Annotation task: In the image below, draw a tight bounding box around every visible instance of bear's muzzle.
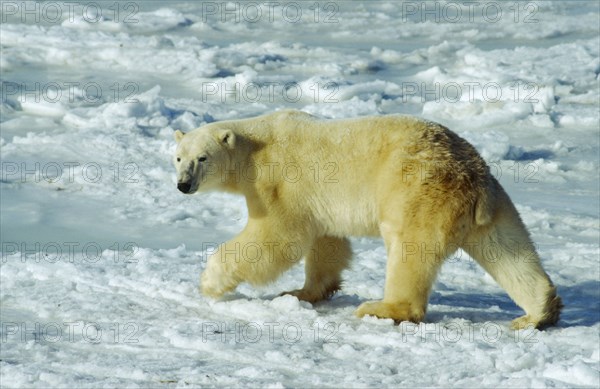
[177,182,192,194]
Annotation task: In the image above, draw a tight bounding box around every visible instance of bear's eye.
[198,156,207,162]
[176,157,181,162]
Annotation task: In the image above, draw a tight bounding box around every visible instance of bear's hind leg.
[462,190,562,329]
[355,224,445,323]
[282,236,352,303]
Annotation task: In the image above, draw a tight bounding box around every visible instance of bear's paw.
[355,300,425,324]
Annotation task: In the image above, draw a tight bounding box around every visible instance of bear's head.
[173,126,236,194]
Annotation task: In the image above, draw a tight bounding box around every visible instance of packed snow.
[1,1,599,387]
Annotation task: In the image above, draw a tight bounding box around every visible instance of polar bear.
[173,110,562,329]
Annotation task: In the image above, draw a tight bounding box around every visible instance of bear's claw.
[355,300,425,324]
[280,286,339,304]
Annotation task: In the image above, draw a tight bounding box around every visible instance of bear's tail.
[474,176,496,226]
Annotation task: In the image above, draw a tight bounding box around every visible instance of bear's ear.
[174,130,184,143]
[218,129,235,149]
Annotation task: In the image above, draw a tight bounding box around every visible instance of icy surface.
[1,1,599,387]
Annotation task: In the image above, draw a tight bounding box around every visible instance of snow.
[1,1,599,387]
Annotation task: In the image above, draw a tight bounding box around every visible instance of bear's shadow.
[261,280,600,328]
[427,280,600,327]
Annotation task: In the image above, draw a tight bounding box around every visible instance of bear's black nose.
[177,182,192,194]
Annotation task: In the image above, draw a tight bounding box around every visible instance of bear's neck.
[219,126,271,196]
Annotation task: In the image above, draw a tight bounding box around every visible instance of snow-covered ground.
[1,1,599,387]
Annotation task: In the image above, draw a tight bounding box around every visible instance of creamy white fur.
[174,110,562,329]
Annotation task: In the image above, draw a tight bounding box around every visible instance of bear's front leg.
[200,243,242,298]
[281,236,352,303]
[200,224,312,298]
